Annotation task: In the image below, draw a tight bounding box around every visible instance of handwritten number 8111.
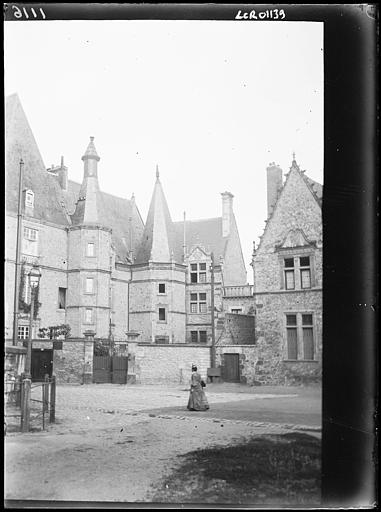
[12,5,46,19]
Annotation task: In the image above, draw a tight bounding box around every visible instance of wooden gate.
[31,349,53,382]
[93,356,128,384]
[222,353,240,382]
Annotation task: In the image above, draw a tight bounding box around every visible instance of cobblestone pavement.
[5,384,321,503]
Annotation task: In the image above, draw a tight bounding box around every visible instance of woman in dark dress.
[187,364,209,411]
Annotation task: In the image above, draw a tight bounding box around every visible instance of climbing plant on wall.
[18,262,41,319]
[38,324,71,339]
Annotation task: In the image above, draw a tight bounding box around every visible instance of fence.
[4,375,56,433]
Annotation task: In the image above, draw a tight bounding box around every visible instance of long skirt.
[187,386,209,411]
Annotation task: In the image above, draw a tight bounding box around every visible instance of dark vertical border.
[3,3,378,508]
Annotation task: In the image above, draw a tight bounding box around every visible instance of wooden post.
[16,374,22,407]
[12,159,24,346]
[21,378,31,433]
[43,374,49,413]
[210,252,216,368]
[50,376,56,423]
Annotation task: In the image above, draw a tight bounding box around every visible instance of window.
[284,258,295,290]
[18,326,29,339]
[190,262,207,283]
[158,308,166,322]
[199,331,207,343]
[23,227,37,241]
[87,242,95,257]
[281,254,314,290]
[285,313,315,360]
[191,331,198,343]
[158,283,166,294]
[58,287,66,309]
[85,308,93,323]
[302,314,314,359]
[231,308,242,314]
[25,190,34,208]
[22,227,38,256]
[190,292,207,313]
[300,256,311,289]
[190,331,207,343]
[85,278,94,294]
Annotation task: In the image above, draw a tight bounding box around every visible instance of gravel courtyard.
[5,383,321,504]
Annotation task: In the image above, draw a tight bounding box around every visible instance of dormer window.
[25,190,34,208]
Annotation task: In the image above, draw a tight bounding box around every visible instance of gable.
[276,228,316,250]
[257,168,322,254]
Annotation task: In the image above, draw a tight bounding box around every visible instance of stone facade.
[251,159,323,385]
[216,313,256,345]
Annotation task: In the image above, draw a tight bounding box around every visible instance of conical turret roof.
[134,168,175,263]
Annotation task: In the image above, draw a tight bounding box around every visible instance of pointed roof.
[256,157,322,253]
[134,171,175,263]
[82,136,100,162]
[71,137,107,226]
[5,93,70,225]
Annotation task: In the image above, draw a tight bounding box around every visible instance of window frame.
[58,287,66,310]
[85,277,94,294]
[158,307,167,323]
[25,190,34,208]
[158,283,166,295]
[284,312,316,361]
[18,325,30,339]
[279,252,315,290]
[86,242,95,257]
[84,308,93,324]
[189,262,208,283]
[189,292,208,314]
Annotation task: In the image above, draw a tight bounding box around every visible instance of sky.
[4,20,323,284]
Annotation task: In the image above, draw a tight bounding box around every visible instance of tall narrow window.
[286,314,298,359]
[190,293,198,313]
[199,263,207,283]
[85,308,93,323]
[284,258,295,290]
[158,308,166,322]
[302,314,314,359]
[300,256,311,289]
[191,331,198,343]
[25,190,34,208]
[190,263,198,283]
[87,242,95,257]
[85,278,94,293]
[58,287,66,309]
[158,283,166,294]
[199,293,207,313]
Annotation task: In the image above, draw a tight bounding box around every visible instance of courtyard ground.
[5,382,321,505]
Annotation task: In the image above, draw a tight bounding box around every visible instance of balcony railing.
[222,285,254,298]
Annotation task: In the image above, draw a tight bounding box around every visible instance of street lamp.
[25,264,41,379]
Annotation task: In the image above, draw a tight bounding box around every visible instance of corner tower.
[130,167,186,343]
[67,137,113,338]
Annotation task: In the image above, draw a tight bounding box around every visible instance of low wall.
[129,343,210,385]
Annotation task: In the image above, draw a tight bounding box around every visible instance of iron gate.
[93,356,128,384]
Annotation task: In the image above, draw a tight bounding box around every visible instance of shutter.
[287,328,298,359]
[303,328,314,360]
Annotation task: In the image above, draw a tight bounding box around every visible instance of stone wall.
[129,343,210,385]
[215,345,259,385]
[5,345,27,378]
[216,313,256,345]
[33,338,94,384]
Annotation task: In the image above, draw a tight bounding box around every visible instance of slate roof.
[172,217,227,262]
[134,175,176,264]
[63,180,144,263]
[5,93,70,225]
[5,94,145,264]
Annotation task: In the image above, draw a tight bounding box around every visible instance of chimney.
[266,163,283,217]
[221,191,234,237]
[58,156,68,191]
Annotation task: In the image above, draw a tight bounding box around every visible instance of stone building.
[250,158,323,384]
[5,94,248,364]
